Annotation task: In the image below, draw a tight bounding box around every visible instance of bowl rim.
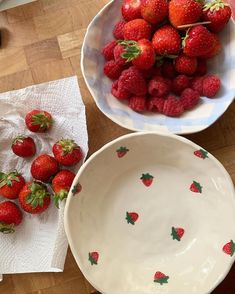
[64,131,235,294]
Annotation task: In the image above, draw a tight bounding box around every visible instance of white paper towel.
[0,76,88,279]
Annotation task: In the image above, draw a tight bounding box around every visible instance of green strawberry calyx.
[198,149,208,158]
[154,276,169,285]
[193,181,202,193]
[140,173,153,180]
[171,227,181,241]
[53,189,68,209]
[0,170,21,188]
[0,222,15,234]
[117,146,129,153]
[12,135,27,145]
[26,182,49,209]
[58,139,80,155]
[203,0,230,12]
[119,40,141,62]
[229,240,235,256]
[32,112,53,130]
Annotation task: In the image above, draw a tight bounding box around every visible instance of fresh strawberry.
[11,135,36,158]
[72,183,82,195]
[148,76,171,97]
[169,0,203,28]
[102,40,117,61]
[171,226,185,241]
[111,80,131,100]
[163,95,184,117]
[31,154,59,182]
[52,170,75,208]
[191,76,204,95]
[154,272,169,285]
[141,0,169,24]
[122,0,142,21]
[123,19,152,41]
[195,59,207,76]
[19,182,51,214]
[194,149,208,159]
[199,34,221,59]
[162,60,177,79]
[172,75,190,94]
[126,212,139,225]
[119,67,147,95]
[183,25,215,57]
[141,173,154,186]
[202,0,232,33]
[174,54,198,75]
[0,171,25,200]
[0,201,23,233]
[190,180,202,193]
[113,21,126,39]
[202,75,221,98]
[52,139,83,166]
[89,251,99,265]
[116,146,129,158]
[114,44,128,66]
[104,60,123,80]
[120,39,155,70]
[223,240,235,256]
[129,96,146,112]
[147,97,165,113]
[25,109,53,133]
[152,25,181,55]
[180,88,200,110]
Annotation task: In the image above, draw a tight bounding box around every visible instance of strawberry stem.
[58,139,79,155]
[53,189,68,209]
[0,222,15,234]
[0,170,21,188]
[32,112,53,130]
[26,182,50,209]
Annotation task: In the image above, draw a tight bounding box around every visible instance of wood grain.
[0,0,234,293]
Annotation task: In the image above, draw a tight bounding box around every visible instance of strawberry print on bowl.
[116,146,129,158]
[190,181,202,193]
[154,271,169,285]
[171,227,184,241]
[194,149,208,159]
[89,252,99,265]
[126,212,139,225]
[140,173,154,187]
[223,240,235,256]
[72,183,82,195]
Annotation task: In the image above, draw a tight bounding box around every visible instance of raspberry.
[172,75,190,95]
[114,44,128,66]
[113,21,126,40]
[162,60,177,79]
[102,41,117,61]
[202,75,221,98]
[180,88,200,110]
[141,66,162,80]
[111,80,131,100]
[129,96,146,112]
[195,59,207,76]
[103,60,123,80]
[119,67,147,95]
[191,77,203,95]
[147,97,165,113]
[163,95,184,117]
[148,77,171,97]
[175,54,198,76]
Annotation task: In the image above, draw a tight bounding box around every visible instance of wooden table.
[0,0,234,293]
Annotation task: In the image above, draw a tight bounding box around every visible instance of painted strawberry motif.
[190,181,202,193]
[89,252,99,265]
[223,240,235,256]
[116,147,129,158]
[194,149,208,159]
[154,271,169,285]
[72,183,82,195]
[140,173,154,187]
[171,227,184,241]
[126,212,139,225]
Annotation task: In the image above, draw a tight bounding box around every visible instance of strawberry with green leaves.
[0,201,23,233]
[223,240,235,256]
[89,252,99,265]
[0,171,25,199]
[141,173,154,187]
[141,0,169,24]
[194,149,208,159]
[126,212,139,225]
[171,227,185,241]
[190,181,202,193]
[12,135,36,158]
[154,271,169,285]
[116,146,129,158]
[25,109,53,133]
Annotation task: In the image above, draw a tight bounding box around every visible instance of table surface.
[0,0,234,293]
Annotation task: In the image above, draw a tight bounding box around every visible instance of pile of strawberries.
[101,0,232,117]
[0,110,83,234]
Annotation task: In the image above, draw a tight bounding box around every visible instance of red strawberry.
[119,67,147,95]
[114,44,129,66]
[141,173,154,187]
[152,25,181,55]
[195,59,208,76]
[120,39,155,70]
[199,34,221,59]
[174,54,198,76]
[223,240,235,256]
[19,182,51,214]
[121,0,142,21]
[123,19,152,41]
[147,97,165,113]
[171,226,185,241]
[163,95,184,117]
[116,146,129,158]
[103,60,123,80]
[89,251,99,265]
[25,109,53,133]
[141,0,169,24]
[31,154,59,182]
[162,60,177,79]
[126,212,139,225]
[11,135,36,158]
[202,0,232,33]
[0,201,23,233]
[180,88,200,110]
[72,183,82,195]
[194,149,208,159]
[169,0,203,28]
[111,80,131,100]
[102,40,117,61]
[154,272,169,285]
[113,21,126,39]
[129,96,146,112]
[183,25,215,57]
[191,76,204,95]
[0,171,25,200]
[172,75,190,94]
[202,75,221,98]
[190,181,202,193]
[53,139,83,167]
[148,76,171,97]
[52,170,75,208]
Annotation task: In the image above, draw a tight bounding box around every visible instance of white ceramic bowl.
[81,0,235,135]
[64,132,235,294]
